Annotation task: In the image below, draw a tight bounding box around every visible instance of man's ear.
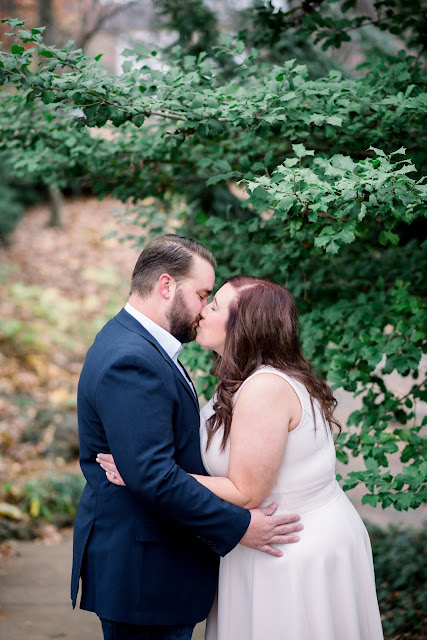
[158,273,177,300]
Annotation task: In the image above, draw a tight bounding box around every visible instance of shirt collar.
[125,302,184,362]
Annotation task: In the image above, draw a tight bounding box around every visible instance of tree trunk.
[47,186,63,228]
[38,0,55,44]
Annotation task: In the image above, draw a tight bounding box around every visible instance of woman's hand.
[96,452,126,486]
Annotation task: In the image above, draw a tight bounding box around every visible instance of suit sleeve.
[95,353,250,555]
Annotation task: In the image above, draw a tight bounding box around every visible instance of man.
[71,234,301,640]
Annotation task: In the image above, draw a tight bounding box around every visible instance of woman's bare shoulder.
[237,371,296,404]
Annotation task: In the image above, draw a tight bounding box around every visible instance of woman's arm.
[189,474,252,508]
[98,373,300,509]
[98,455,254,506]
[192,373,300,509]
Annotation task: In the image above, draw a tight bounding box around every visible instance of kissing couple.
[72,234,383,640]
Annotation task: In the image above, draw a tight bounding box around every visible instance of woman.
[99,275,383,640]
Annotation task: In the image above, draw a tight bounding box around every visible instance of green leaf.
[292,143,315,159]
[275,196,295,215]
[314,233,339,255]
[310,114,327,125]
[2,19,25,28]
[336,449,349,464]
[283,158,299,168]
[367,146,387,157]
[379,230,400,246]
[132,113,145,127]
[390,147,407,156]
[279,91,297,102]
[361,494,380,507]
[394,492,413,510]
[41,90,56,105]
[358,202,367,221]
[342,0,357,11]
[11,44,25,54]
[327,115,342,127]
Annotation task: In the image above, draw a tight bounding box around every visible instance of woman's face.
[195,282,237,355]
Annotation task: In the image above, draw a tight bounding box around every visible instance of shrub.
[2,473,85,524]
[369,522,427,638]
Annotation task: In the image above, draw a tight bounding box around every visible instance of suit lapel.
[178,359,198,399]
[115,308,199,412]
[173,366,200,412]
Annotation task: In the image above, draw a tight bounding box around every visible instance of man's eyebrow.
[198,289,212,296]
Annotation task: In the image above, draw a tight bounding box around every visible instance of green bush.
[17,473,85,523]
[369,522,427,638]
[0,165,24,243]
[0,153,45,243]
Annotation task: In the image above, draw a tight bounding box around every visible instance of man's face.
[167,256,215,343]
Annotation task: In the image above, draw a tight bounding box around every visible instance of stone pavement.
[0,530,205,640]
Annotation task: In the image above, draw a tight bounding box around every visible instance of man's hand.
[240,502,302,557]
[97,454,302,557]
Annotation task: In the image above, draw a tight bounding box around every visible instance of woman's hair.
[130,234,216,298]
[206,275,341,450]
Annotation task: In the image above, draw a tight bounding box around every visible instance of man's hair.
[130,234,216,298]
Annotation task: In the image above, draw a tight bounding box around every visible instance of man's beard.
[167,289,198,343]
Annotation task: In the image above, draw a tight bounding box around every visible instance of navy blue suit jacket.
[71,308,250,625]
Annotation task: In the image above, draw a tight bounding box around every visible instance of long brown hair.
[206,275,341,450]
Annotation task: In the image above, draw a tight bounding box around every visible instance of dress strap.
[235,365,313,415]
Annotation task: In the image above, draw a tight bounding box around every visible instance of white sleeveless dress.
[200,366,383,640]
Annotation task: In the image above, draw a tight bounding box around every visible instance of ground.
[0,529,206,640]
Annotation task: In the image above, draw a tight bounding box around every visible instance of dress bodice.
[200,365,337,512]
[202,366,384,640]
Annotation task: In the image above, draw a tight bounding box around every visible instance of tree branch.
[74,1,139,50]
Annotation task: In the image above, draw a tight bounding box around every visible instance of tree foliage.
[0,5,426,511]
[245,0,427,54]
[153,0,219,58]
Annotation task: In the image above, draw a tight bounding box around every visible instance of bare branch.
[74,1,139,51]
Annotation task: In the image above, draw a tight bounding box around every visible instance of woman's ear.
[158,273,177,300]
